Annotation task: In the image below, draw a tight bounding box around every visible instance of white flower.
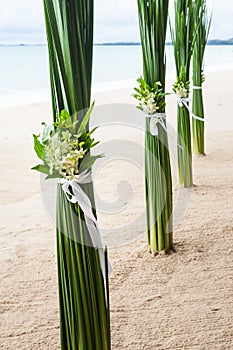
[142,99,159,115]
[75,147,85,159]
[139,91,159,116]
[176,86,188,98]
[174,82,188,99]
[42,125,88,180]
[61,130,71,141]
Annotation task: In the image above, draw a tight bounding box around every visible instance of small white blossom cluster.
[174,82,188,99]
[140,93,159,115]
[45,130,86,180]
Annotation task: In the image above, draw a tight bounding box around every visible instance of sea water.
[0,45,233,108]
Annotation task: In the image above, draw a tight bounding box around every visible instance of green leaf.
[31,164,50,175]
[45,171,61,179]
[41,123,54,143]
[60,109,70,120]
[88,126,98,136]
[54,109,73,128]
[78,101,95,135]
[33,134,45,160]
[79,154,103,172]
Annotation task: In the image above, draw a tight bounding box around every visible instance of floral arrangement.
[32,103,101,179]
[133,77,166,115]
[173,74,190,99]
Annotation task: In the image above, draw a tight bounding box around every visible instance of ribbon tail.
[192,114,205,122]
[61,182,78,203]
[86,217,112,278]
[179,98,206,123]
[158,120,167,133]
[150,121,158,136]
[71,181,98,225]
[60,175,112,281]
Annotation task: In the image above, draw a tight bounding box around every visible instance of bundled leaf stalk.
[42,1,111,349]
[136,0,173,254]
[192,0,211,155]
[171,0,195,187]
[33,107,110,348]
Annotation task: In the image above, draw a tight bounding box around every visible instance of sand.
[0,69,233,349]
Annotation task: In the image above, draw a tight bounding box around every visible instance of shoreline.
[1,67,233,110]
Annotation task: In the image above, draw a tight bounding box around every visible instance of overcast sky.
[0,0,232,44]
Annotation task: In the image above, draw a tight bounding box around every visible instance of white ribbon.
[146,113,167,136]
[60,170,112,280]
[177,97,206,122]
[192,86,202,90]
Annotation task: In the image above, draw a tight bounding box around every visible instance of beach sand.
[0,70,233,349]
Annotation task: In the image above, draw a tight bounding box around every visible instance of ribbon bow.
[60,170,112,280]
[146,113,167,136]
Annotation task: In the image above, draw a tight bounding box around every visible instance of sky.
[0,0,232,44]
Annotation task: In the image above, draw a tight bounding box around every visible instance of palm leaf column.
[43,1,110,349]
[137,0,173,254]
[192,0,211,155]
[171,0,195,187]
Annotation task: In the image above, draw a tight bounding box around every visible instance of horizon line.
[0,38,232,47]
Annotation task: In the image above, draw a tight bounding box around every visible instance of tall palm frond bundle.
[192,0,211,155]
[170,0,195,187]
[44,0,93,119]
[43,1,111,349]
[137,0,173,254]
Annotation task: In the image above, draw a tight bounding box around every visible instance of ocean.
[0,45,233,108]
